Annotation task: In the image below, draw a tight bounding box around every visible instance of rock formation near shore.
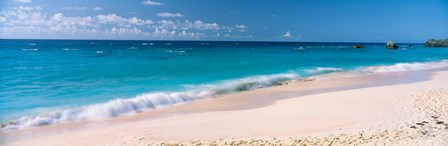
[386,41,399,49]
[425,39,448,47]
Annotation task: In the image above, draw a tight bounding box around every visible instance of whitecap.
[22,48,38,51]
[294,47,305,50]
[63,48,79,51]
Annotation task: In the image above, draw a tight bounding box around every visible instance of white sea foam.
[305,67,343,74]
[22,48,38,51]
[314,60,448,80]
[362,61,448,73]
[0,73,298,131]
[294,47,305,50]
[63,48,79,51]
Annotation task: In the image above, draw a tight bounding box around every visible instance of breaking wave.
[304,67,344,74]
[1,73,298,131]
[2,60,448,131]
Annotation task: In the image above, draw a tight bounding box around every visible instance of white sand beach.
[2,69,448,146]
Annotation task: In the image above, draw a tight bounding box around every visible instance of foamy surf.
[1,73,298,131]
[304,67,344,74]
[313,60,448,80]
[2,60,448,131]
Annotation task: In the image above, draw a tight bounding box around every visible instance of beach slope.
[3,70,448,146]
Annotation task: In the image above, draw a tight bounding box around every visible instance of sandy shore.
[2,69,448,146]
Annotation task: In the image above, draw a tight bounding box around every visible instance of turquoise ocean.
[1,39,448,130]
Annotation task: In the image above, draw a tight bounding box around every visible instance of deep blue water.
[1,39,448,130]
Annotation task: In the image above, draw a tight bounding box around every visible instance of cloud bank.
[0,6,247,40]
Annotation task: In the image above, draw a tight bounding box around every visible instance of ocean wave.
[304,67,343,74]
[2,60,448,131]
[63,48,79,51]
[22,48,38,51]
[0,73,298,131]
[314,60,448,80]
[127,47,138,50]
[362,61,448,73]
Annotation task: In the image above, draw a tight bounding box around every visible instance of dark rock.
[436,121,444,124]
[422,121,429,124]
[352,45,364,49]
[410,126,416,129]
[386,41,399,49]
[416,123,425,126]
[425,39,448,47]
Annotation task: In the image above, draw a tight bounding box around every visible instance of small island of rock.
[425,39,448,47]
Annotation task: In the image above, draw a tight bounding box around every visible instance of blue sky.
[0,0,447,42]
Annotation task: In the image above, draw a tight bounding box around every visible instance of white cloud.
[2,6,46,26]
[95,14,153,27]
[50,13,94,27]
[283,31,292,38]
[235,24,247,32]
[154,20,220,31]
[94,7,103,11]
[235,24,247,29]
[157,12,184,18]
[107,27,142,35]
[11,6,41,11]
[0,16,5,22]
[141,0,163,6]
[152,28,205,38]
[128,17,153,25]
[189,20,220,30]
[96,14,127,24]
[0,6,248,40]
[62,6,103,11]
[62,7,88,11]
[14,0,31,3]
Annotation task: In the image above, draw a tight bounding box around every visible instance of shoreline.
[3,60,447,132]
[2,67,448,145]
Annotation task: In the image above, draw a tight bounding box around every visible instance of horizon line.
[0,38,425,44]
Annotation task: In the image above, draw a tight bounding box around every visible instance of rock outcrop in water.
[352,45,364,49]
[425,39,448,47]
[386,41,399,49]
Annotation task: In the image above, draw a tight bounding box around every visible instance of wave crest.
[1,73,298,131]
[305,67,343,74]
